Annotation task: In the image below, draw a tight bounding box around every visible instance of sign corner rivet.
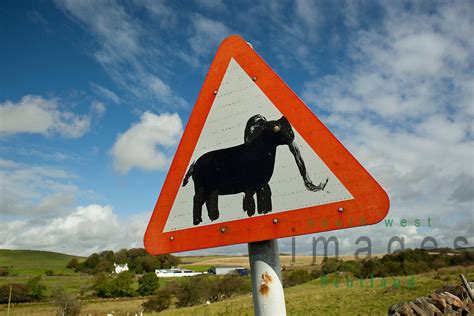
[252,76,257,81]
[169,236,174,241]
[213,90,218,95]
[220,227,226,233]
[338,207,344,213]
[273,218,279,224]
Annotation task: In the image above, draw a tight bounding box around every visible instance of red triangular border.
[144,35,389,255]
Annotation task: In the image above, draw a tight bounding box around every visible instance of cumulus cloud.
[0,159,77,217]
[111,112,183,174]
[0,204,148,255]
[289,2,474,255]
[183,2,474,256]
[0,95,99,138]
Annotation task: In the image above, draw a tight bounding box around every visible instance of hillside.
[0,249,84,275]
[2,265,473,315]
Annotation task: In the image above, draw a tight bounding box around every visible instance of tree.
[66,258,80,271]
[111,271,135,297]
[93,273,114,298]
[81,253,100,273]
[138,272,159,296]
[27,276,47,300]
[52,288,81,316]
[142,289,171,312]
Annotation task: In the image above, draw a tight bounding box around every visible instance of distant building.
[155,268,202,278]
[113,263,129,274]
[207,266,248,276]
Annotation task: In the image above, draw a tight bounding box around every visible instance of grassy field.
[0,249,84,275]
[2,265,473,315]
[154,265,474,316]
[179,254,379,270]
[1,250,472,315]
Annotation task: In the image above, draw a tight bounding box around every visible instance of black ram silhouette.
[182,115,328,225]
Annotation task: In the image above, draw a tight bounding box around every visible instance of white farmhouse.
[113,263,129,274]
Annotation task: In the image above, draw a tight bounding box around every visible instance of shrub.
[0,283,31,304]
[142,289,172,312]
[284,269,312,287]
[138,272,159,296]
[403,261,430,275]
[45,270,54,276]
[93,272,135,298]
[175,276,210,307]
[93,273,114,298]
[66,258,80,271]
[0,267,9,276]
[27,276,47,300]
[212,275,249,301]
[321,257,341,274]
[360,259,382,278]
[52,288,81,316]
[310,269,323,279]
[338,260,362,277]
[111,271,135,297]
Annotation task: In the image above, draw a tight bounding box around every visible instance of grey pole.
[248,239,287,315]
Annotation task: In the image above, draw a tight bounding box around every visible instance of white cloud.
[0,159,77,217]
[136,0,177,28]
[305,3,473,121]
[90,83,120,104]
[111,112,183,174]
[0,204,148,255]
[57,0,187,109]
[188,14,232,56]
[57,0,140,62]
[292,2,474,255]
[0,95,94,138]
[180,1,473,257]
[295,0,322,31]
[195,0,226,11]
[91,101,106,118]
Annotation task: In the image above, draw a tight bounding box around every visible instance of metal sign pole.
[248,239,286,316]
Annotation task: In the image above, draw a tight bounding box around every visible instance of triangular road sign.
[144,35,389,255]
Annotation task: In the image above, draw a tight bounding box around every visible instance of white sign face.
[164,58,353,232]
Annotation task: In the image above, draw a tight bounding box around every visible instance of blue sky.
[1,0,472,256]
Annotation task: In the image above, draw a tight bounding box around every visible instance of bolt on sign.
[144,35,389,255]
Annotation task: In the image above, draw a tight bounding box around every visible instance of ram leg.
[193,187,205,225]
[206,190,220,221]
[243,190,256,217]
[257,183,272,214]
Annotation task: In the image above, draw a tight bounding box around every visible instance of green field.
[1,249,473,315]
[0,249,84,275]
[1,265,473,315]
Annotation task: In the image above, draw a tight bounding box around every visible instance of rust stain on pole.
[259,272,273,296]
